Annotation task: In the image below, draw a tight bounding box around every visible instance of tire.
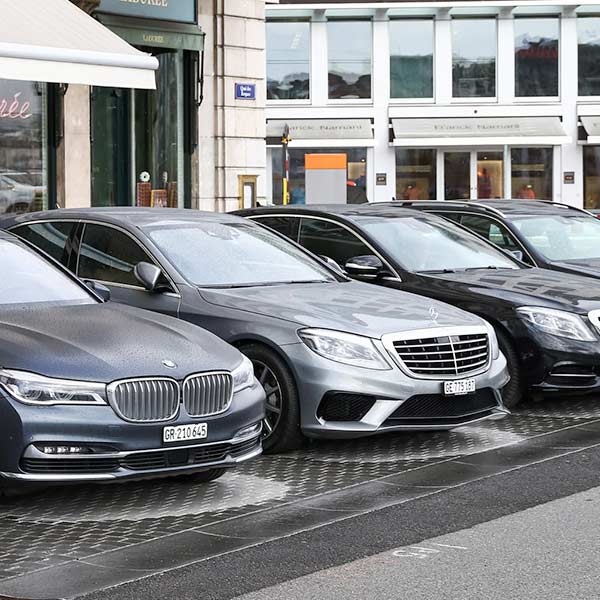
[496,328,524,409]
[239,343,303,454]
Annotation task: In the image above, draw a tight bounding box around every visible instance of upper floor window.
[390,20,434,99]
[514,18,559,97]
[452,19,496,98]
[267,21,310,101]
[578,17,600,96]
[328,21,372,100]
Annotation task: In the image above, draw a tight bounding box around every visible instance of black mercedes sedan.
[392,199,600,280]
[236,204,600,409]
[0,231,264,494]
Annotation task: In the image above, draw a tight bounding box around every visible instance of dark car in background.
[0,231,264,494]
[394,200,600,280]
[237,204,600,409]
[2,209,510,453]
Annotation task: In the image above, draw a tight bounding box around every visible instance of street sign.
[235,83,256,100]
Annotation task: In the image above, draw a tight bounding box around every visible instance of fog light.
[234,423,262,440]
[37,445,93,455]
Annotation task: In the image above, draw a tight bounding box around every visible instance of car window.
[459,215,524,256]
[254,216,299,242]
[78,224,153,286]
[11,221,75,266]
[511,214,600,262]
[145,220,335,287]
[0,239,94,306]
[298,218,372,267]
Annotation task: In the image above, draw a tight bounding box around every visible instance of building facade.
[1,0,269,217]
[265,0,600,209]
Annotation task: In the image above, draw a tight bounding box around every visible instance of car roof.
[236,203,429,223]
[0,207,248,229]
[378,199,590,219]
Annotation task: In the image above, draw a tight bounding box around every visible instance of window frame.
[266,19,312,105]
[577,16,600,100]
[326,19,374,103]
[513,16,561,102]
[74,221,179,295]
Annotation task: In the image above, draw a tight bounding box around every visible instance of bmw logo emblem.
[162,359,177,369]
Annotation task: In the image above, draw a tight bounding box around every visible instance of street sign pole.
[281,124,291,205]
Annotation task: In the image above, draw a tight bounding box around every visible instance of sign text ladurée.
[97,0,196,23]
[0,93,32,120]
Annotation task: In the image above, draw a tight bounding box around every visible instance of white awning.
[392,117,570,146]
[0,0,158,89]
[580,116,600,144]
[267,119,373,141]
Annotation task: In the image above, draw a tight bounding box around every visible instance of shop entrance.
[442,149,504,200]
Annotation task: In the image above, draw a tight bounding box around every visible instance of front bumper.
[513,320,600,395]
[0,382,265,484]
[282,343,510,439]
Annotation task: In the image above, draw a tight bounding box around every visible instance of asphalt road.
[236,486,600,600]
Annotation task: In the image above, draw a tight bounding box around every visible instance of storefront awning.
[0,0,158,89]
[392,117,570,147]
[267,119,374,146]
[580,117,600,144]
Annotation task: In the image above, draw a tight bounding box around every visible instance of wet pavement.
[1,395,600,599]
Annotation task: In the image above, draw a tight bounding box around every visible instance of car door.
[75,222,181,317]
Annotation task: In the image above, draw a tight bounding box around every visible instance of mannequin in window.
[478,168,492,199]
[403,183,420,201]
[517,184,535,200]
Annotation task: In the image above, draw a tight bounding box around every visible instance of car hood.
[551,258,600,280]
[199,281,485,338]
[424,267,600,314]
[0,302,242,383]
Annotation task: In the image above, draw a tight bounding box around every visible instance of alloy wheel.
[251,359,283,440]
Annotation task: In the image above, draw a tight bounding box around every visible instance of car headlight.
[298,328,392,370]
[516,307,596,342]
[232,355,255,392]
[0,370,107,405]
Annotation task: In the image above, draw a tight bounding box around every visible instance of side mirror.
[84,280,111,302]
[345,255,384,280]
[510,250,524,261]
[134,261,162,292]
[318,255,346,276]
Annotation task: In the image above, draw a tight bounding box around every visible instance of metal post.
[281,124,292,205]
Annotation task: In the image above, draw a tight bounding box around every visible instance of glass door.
[444,152,471,200]
[477,151,504,199]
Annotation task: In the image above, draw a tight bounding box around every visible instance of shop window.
[328,21,372,100]
[584,146,600,209]
[578,18,600,96]
[515,19,559,98]
[12,222,74,266]
[270,147,367,205]
[0,80,49,216]
[390,20,434,99]
[298,218,371,267]
[395,149,436,200]
[267,21,310,100]
[78,224,152,287]
[452,19,496,98]
[510,148,553,200]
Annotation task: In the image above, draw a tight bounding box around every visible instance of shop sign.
[267,119,373,140]
[235,83,256,100]
[564,171,575,184]
[97,0,196,23]
[376,173,387,186]
[0,93,32,120]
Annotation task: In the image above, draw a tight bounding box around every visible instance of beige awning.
[392,117,570,146]
[267,119,373,140]
[580,116,600,144]
[0,0,158,89]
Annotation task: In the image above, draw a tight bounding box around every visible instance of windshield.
[357,215,520,273]
[511,214,600,262]
[0,240,94,306]
[146,220,336,287]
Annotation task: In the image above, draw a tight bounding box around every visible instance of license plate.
[163,423,208,444]
[444,378,476,396]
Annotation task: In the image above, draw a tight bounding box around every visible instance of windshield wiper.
[464,266,514,271]
[416,269,457,274]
